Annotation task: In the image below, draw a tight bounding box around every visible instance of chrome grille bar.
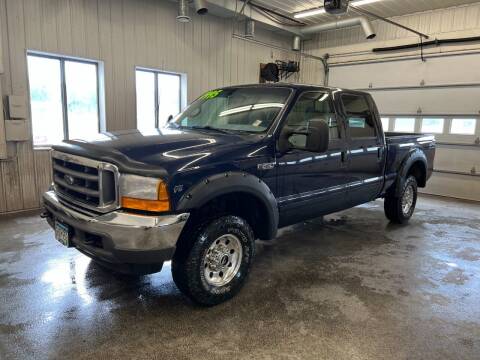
[51,150,120,213]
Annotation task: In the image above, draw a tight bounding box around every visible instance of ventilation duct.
[291,16,375,51]
[245,19,255,38]
[292,36,301,51]
[300,16,375,39]
[177,0,191,22]
[193,0,208,15]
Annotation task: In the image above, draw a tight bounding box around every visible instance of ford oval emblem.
[64,174,75,185]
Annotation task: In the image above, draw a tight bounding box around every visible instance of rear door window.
[341,94,376,138]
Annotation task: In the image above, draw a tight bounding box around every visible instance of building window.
[450,118,477,135]
[394,117,416,132]
[27,53,102,146]
[136,68,183,131]
[381,117,389,131]
[421,118,444,134]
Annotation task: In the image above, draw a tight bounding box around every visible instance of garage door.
[329,52,480,201]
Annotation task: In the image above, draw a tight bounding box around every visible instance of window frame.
[380,117,390,132]
[284,90,341,145]
[393,117,416,133]
[449,118,477,135]
[420,117,445,134]
[135,67,186,129]
[27,51,104,146]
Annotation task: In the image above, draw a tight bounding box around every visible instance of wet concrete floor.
[0,195,479,359]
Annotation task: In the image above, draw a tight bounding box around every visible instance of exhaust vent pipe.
[291,16,376,50]
[177,0,191,22]
[193,0,208,15]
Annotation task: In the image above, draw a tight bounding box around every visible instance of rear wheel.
[172,215,255,306]
[384,176,418,224]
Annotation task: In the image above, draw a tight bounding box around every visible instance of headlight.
[120,175,170,212]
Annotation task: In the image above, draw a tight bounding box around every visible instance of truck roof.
[219,83,365,94]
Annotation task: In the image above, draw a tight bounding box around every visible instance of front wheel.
[384,176,418,224]
[172,215,255,306]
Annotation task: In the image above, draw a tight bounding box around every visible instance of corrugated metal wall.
[0,0,298,214]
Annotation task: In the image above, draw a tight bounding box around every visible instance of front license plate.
[55,221,71,247]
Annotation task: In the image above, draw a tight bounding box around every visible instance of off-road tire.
[172,215,255,306]
[384,175,418,224]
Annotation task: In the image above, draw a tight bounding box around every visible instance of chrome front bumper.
[42,191,189,265]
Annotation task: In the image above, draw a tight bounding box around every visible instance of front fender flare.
[176,172,279,240]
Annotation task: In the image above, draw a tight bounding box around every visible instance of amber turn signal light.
[121,181,170,212]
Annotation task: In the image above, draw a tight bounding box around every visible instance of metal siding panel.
[98,0,114,129]
[84,0,100,59]
[109,0,126,130]
[6,0,37,210]
[145,0,157,68]
[34,149,52,203]
[123,0,136,130]
[70,0,87,56]
[56,0,72,54]
[41,0,58,52]
[24,0,43,49]
[17,142,39,208]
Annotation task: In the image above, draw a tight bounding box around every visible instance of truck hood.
[53,128,264,177]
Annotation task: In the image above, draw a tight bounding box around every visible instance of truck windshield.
[169,87,291,133]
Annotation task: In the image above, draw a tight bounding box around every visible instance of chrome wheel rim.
[402,185,414,215]
[203,234,243,287]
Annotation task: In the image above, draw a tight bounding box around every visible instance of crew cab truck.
[42,84,435,306]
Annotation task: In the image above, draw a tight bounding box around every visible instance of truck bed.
[383,132,436,190]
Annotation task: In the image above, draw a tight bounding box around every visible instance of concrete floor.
[0,195,479,359]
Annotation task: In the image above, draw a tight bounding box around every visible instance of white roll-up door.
[329,52,480,202]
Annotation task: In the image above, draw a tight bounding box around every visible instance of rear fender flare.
[393,149,427,196]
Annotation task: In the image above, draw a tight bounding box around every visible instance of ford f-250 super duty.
[42,84,435,306]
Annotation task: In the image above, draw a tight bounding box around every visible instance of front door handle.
[377,147,384,161]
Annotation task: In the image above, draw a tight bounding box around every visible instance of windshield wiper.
[186,126,233,134]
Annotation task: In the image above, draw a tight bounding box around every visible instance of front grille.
[52,151,118,213]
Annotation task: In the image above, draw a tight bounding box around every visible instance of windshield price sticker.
[201,89,223,100]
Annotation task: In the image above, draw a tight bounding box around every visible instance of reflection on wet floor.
[0,195,479,359]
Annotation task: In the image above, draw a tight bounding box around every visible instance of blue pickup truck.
[42,84,435,305]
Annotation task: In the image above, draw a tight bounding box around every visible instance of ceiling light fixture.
[294,7,326,19]
[294,0,383,19]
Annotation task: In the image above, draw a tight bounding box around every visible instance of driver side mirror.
[278,119,330,154]
[167,115,174,123]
